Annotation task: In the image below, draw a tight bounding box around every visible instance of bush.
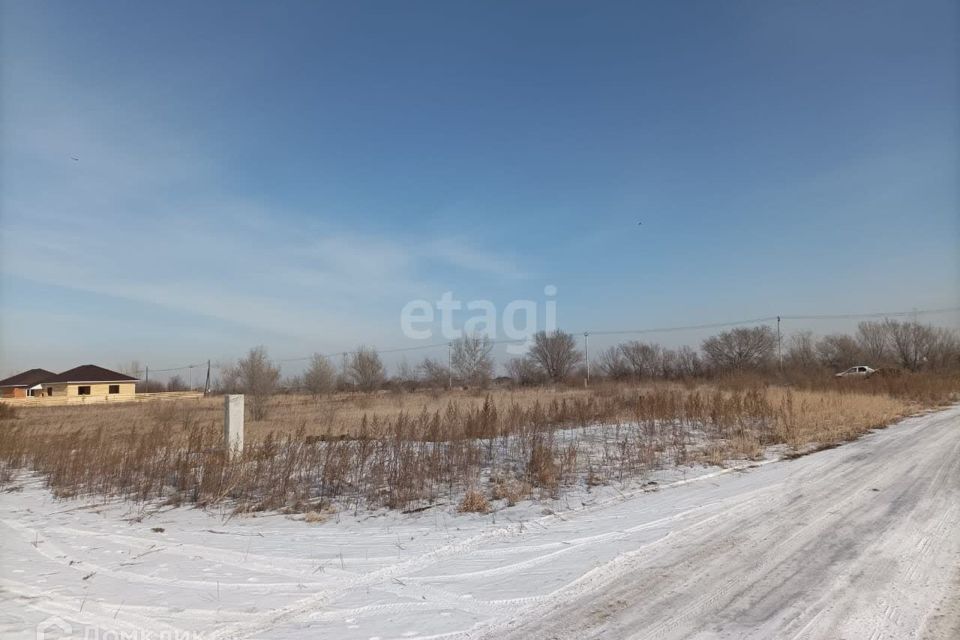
[458,488,491,513]
[491,477,531,506]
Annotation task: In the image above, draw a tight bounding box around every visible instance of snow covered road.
[2,405,958,639]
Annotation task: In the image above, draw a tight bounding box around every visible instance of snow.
[2,406,959,639]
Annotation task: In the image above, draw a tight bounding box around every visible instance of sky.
[1,0,958,379]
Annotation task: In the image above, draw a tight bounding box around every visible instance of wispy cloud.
[0,58,530,360]
[425,238,529,279]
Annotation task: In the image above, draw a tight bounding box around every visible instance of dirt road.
[2,406,958,639]
[492,405,960,640]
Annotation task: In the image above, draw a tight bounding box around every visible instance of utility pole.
[583,332,590,387]
[777,316,782,371]
[447,342,453,390]
[204,360,211,396]
[144,365,149,394]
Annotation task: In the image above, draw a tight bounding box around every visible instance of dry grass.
[490,476,532,506]
[0,374,954,514]
[4,386,608,440]
[0,403,17,420]
[769,388,909,447]
[458,488,492,513]
[303,509,331,524]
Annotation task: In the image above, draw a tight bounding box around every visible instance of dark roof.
[45,365,139,384]
[0,368,57,388]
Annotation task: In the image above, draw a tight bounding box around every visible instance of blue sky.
[1,0,958,378]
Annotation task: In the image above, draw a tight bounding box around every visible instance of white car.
[835,365,876,378]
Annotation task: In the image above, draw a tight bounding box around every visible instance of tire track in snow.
[1,519,330,590]
[484,404,960,640]
[204,461,784,638]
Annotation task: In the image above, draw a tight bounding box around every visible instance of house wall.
[0,390,202,407]
[1,388,26,398]
[43,383,69,397]
[35,382,136,399]
[64,382,137,398]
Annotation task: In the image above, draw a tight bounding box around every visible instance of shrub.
[303,510,328,523]
[458,488,491,513]
[491,477,531,506]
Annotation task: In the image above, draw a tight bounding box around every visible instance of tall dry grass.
[0,374,954,514]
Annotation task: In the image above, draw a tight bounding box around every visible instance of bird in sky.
[71,156,79,161]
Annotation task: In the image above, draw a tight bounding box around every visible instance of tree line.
[217,319,959,419]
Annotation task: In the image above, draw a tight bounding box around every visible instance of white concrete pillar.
[224,394,244,457]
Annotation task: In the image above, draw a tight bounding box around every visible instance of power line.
[278,341,452,364]
[780,307,960,321]
[144,305,960,371]
[584,306,960,338]
[587,316,779,337]
[147,362,208,373]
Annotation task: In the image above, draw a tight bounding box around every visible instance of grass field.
[0,374,956,514]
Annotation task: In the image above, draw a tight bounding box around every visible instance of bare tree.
[505,356,546,386]
[619,341,662,379]
[346,346,386,392]
[303,354,337,396]
[659,348,679,379]
[674,345,704,378]
[930,327,960,370]
[856,321,891,365]
[417,357,450,388]
[596,346,631,380]
[231,346,280,420]
[884,320,939,371]
[120,360,142,378]
[392,357,420,390]
[528,330,583,382]
[216,360,241,394]
[166,375,187,392]
[451,333,494,388]
[702,326,776,372]
[786,331,819,370]
[122,360,161,393]
[282,374,303,393]
[816,334,863,370]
